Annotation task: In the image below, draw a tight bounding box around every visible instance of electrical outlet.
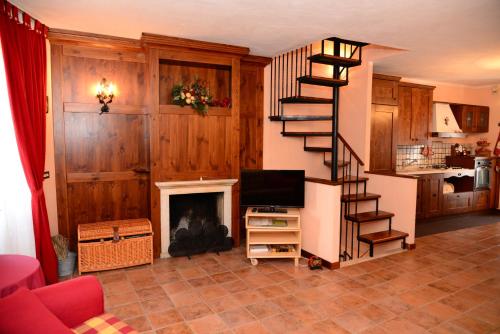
[43,171,50,179]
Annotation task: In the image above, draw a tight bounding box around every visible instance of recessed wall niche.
[158,60,232,106]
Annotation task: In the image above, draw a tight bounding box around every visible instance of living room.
[0,1,499,333]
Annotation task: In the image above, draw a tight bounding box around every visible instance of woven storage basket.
[78,218,153,274]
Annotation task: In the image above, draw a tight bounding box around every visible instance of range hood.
[431,102,466,138]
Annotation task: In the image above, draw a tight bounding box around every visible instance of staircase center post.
[331,40,341,182]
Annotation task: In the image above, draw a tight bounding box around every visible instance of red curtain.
[0,2,58,283]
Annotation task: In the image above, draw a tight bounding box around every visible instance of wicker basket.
[77,218,153,274]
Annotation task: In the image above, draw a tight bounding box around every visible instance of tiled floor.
[94,222,500,333]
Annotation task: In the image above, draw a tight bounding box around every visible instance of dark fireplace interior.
[169,192,232,257]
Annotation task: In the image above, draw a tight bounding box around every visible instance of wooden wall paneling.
[148,47,162,257]
[240,61,264,169]
[230,57,241,247]
[63,45,146,63]
[51,44,70,238]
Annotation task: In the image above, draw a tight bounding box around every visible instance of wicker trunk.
[77,218,153,274]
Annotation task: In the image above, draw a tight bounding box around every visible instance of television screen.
[240,169,305,208]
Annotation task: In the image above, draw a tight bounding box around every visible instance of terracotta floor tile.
[210,271,239,284]
[294,287,330,305]
[265,270,293,284]
[451,315,495,334]
[221,280,249,294]
[232,321,271,334]
[108,302,144,320]
[401,308,442,329]
[147,309,183,329]
[245,301,281,319]
[178,302,213,321]
[136,285,167,301]
[418,301,460,323]
[261,313,303,334]
[169,290,202,307]
[438,289,486,312]
[374,296,413,315]
[303,319,350,334]
[378,318,428,334]
[162,280,191,295]
[188,276,217,288]
[332,310,373,332]
[334,293,369,310]
[141,296,174,313]
[106,291,139,308]
[270,294,303,311]
[429,321,472,334]
[196,284,228,300]
[130,276,158,289]
[219,307,256,328]
[257,284,287,299]
[357,304,395,325]
[287,305,326,326]
[178,267,207,280]
[155,322,194,334]
[125,315,151,332]
[233,290,262,306]
[398,285,446,307]
[205,295,241,313]
[155,271,182,284]
[466,302,500,326]
[187,314,228,334]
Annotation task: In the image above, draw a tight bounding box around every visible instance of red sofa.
[0,275,135,334]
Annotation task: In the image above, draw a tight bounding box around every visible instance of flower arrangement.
[172,79,212,115]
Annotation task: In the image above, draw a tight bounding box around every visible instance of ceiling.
[12,0,500,86]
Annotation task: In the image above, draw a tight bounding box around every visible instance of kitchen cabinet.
[473,189,489,210]
[450,104,489,133]
[370,104,397,172]
[415,174,444,219]
[443,192,473,214]
[397,83,434,145]
[372,74,400,106]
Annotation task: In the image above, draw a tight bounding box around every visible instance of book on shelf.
[269,244,295,253]
[248,218,288,227]
[249,245,269,254]
[271,219,288,227]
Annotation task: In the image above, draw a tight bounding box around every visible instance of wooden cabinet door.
[473,190,490,210]
[410,87,431,143]
[372,78,399,106]
[397,86,413,145]
[370,105,396,172]
[443,192,472,214]
[415,177,426,219]
[474,106,489,133]
[426,174,443,217]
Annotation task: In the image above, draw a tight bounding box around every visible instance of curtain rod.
[1,0,47,36]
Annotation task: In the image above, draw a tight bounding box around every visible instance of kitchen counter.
[397,168,475,177]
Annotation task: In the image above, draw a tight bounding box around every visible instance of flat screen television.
[240,169,305,208]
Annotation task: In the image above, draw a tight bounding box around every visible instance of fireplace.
[156,179,237,258]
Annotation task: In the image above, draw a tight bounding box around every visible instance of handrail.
[338,133,364,166]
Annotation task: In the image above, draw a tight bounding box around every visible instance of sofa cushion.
[0,287,73,334]
[71,313,137,334]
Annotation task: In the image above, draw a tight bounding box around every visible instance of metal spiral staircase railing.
[269,37,408,262]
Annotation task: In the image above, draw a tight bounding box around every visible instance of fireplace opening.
[168,192,232,257]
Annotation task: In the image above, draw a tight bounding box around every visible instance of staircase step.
[304,146,331,152]
[308,54,362,67]
[281,131,332,137]
[358,230,408,245]
[297,76,348,87]
[269,115,333,122]
[279,96,334,104]
[345,210,394,223]
[341,193,381,202]
[324,160,350,168]
[340,176,369,183]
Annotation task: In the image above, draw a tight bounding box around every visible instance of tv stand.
[257,207,288,214]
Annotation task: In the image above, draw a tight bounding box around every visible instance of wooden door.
[415,177,425,219]
[425,174,443,217]
[372,78,399,106]
[370,104,397,172]
[410,87,431,143]
[397,86,413,145]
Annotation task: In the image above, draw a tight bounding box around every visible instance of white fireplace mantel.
[156,179,237,258]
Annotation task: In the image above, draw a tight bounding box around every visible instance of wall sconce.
[95,78,115,114]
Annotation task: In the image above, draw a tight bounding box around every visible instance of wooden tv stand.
[245,207,301,266]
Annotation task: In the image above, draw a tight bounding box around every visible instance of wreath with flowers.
[172,79,212,115]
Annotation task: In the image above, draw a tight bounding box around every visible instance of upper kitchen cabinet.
[372,74,401,106]
[450,104,489,133]
[397,83,435,145]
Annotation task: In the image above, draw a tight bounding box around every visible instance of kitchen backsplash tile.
[396,142,473,169]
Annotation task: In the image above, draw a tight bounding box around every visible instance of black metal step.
[341,193,381,203]
[308,54,361,67]
[340,176,369,183]
[269,115,333,122]
[326,37,369,47]
[304,146,331,153]
[297,76,348,87]
[281,131,332,137]
[279,96,333,104]
[345,210,394,223]
[324,160,350,168]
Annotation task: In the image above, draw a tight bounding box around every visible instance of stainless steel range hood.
[431,102,466,138]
